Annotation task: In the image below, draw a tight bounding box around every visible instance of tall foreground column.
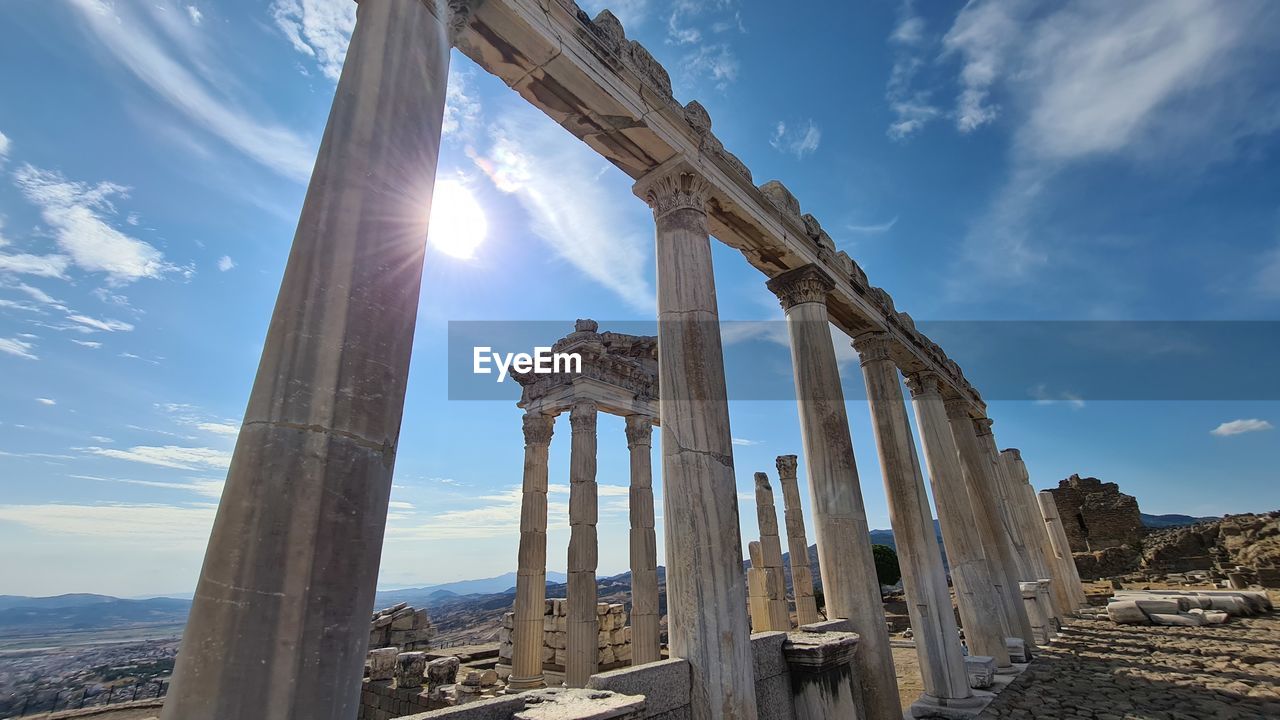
[1038,491,1090,609]
[978,427,1036,588]
[635,163,757,720]
[906,373,1010,667]
[945,403,1037,650]
[776,455,821,625]
[754,473,792,631]
[566,401,599,688]
[510,413,556,690]
[162,2,451,718]
[854,334,973,709]
[625,415,661,666]
[765,265,900,720]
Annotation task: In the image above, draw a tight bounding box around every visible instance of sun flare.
[427,179,487,259]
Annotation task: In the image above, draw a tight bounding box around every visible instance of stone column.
[977,428,1035,588]
[754,473,792,631]
[566,401,599,688]
[776,455,821,626]
[1038,491,1090,609]
[1007,453,1075,619]
[746,542,771,632]
[625,415,661,666]
[765,264,900,720]
[161,2,454,718]
[853,333,973,711]
[509,413,556,691]
[945,403,1037,651]
[905,372,1011,668]
[999,451,1066,623]
[634,163,757,720]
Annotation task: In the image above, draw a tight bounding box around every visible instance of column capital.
[765,264,834,310]
[634,162,713,219]
[569,400,597,432]
[972,416,995,437]
[624,414,653,449]
[523,412,555,447]
[1001,447,1022,461]
[942,395,974,421]
[904,370,943,399]
[775,454,798,479]
[851,331,895,367]
[753,471,773,493]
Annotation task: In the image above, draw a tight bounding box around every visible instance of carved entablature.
[570,399,598,431]
[514,320,659,419]
[766,264,835,310]
[775,454,798,479]
[851,331,893,366]
[624,40,673,99]
[684,100,711,137]
[588,9,626,55]
[868,286,896,315]
[703,134,753,183]
[972,416,995,437]
[904,370,943,399]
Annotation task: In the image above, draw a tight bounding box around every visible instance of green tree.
[872,544,901,587]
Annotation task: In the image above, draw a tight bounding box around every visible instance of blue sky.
[1,0,1278,598]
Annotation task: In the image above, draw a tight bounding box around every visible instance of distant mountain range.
[1141,513,1216,528]
[0,594,189,634]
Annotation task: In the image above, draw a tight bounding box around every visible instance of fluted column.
[853,333,972,707]
[161,2,454,717]
[946,403,1037,651]
[566,401,599,688]
[754,473,792,631]
[625,415,661,666]
[509,413,556,690]
[1038,491,1090,609]
[1000,450,1067,622]
[1012,455,1075,618]
[634,162,757,720]
[776,455,820,625]
[977,425,1035,589]
[906,372,1010,667]
[765,264,899,720]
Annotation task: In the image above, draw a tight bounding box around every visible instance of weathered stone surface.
[368,647,399,682]
[514,688,645,720]
[1049,475,1145,553]
[587,658,691,716]
[758,180,802,225]
[964,656,996,690]
[396,652,428,688]
[427,656,460,687]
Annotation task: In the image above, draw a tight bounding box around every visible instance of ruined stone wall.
[1048,475,1145,553]
[497,599,632,673]
[371,603,436,652]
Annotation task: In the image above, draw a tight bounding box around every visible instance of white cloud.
[71,339,103,349]
[579,0,650,29]
[35,398,56,406]
[0,502,216,542]
[68,0,315,181]
[731,438,759,446]
[196,421,240,436]
[85,444,234,471]
[0,130,10,161]
[684,43,739,90]
[71,473,225,500]
[847,217,898,234]
[770,120,822,159]
[1210,419,1273,437]
[269,0,356,82]
[884,0,940,140]
[67,314,135,333]
[442,69,482,140]
[941,0,1029,133]
[0,252,71,279]
[1030,383,1086,409]
[479,109,655,312]
[12,164,179,285]
[186,4,203,25]
[217,255,235,272]
[0,337,38,360]
[387,486,570,541]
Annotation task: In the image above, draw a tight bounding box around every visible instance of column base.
[504,675,547,693]
[908,692,988,719]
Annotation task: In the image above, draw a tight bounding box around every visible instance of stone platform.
[976,611,1280,719]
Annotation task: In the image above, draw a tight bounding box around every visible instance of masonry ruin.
[1048,475,1146,553]
[158,1,1094,719]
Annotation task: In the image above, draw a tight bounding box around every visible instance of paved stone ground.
[977,613,1280,720]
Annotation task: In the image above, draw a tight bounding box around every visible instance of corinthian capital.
[624,415,653,449]
[765,264,834,310]
[775,454,798,480]
[523,412,555,446]
[570,400,598,433]
[851,331,895,366]
[635,164,713,219]
[904,370,942,399]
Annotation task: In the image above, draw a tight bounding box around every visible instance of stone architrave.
[765,264,900,720]
[566,400,600,688]
[635,161,757,720]
[1038,491,1090,609]
[625,415,661,666]
[776,455,821,626]
[945,405,1037,651]
[754,472,792,631]
[905,372,1011,668]
[510,412,556,690]
[853,333,974,710]
[160,1,455,717]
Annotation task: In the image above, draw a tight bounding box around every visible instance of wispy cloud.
[885,0,940,140]
[195,421,240,437]
[1030,383,1086,409]
[684,43,739,91]
[847,217,899,234]
[731,438,759,446]
[0,337,38,360]
[1210,418,1273,437]
[0,130,10,162]
[71,473,225,500]
[770,120,822,159]
[85,445,234,471]
[0,502,216,542]
[216,255,235,272]
[68,0,315,181]
[269,0,356,82]
[71,339,103,349]
[186,4,203,26]
[35,397,56,406]
[67,314,135,333]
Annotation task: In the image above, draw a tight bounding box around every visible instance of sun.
[427,179,488,259]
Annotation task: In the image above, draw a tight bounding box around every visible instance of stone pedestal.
[765,264,899,720]
[566,401,600,688]
[754,473,792,631]
[511,413,556,691]
[783,631,861,720]
[906,373,1010,668]
[625,415,661,667]
[160,1,454,717]
[854,332,972,707]
[776,455,821,626]
[1019,583,1051,645]
[635,162,757,720]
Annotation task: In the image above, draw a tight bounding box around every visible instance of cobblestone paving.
[977,614,1280,720]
